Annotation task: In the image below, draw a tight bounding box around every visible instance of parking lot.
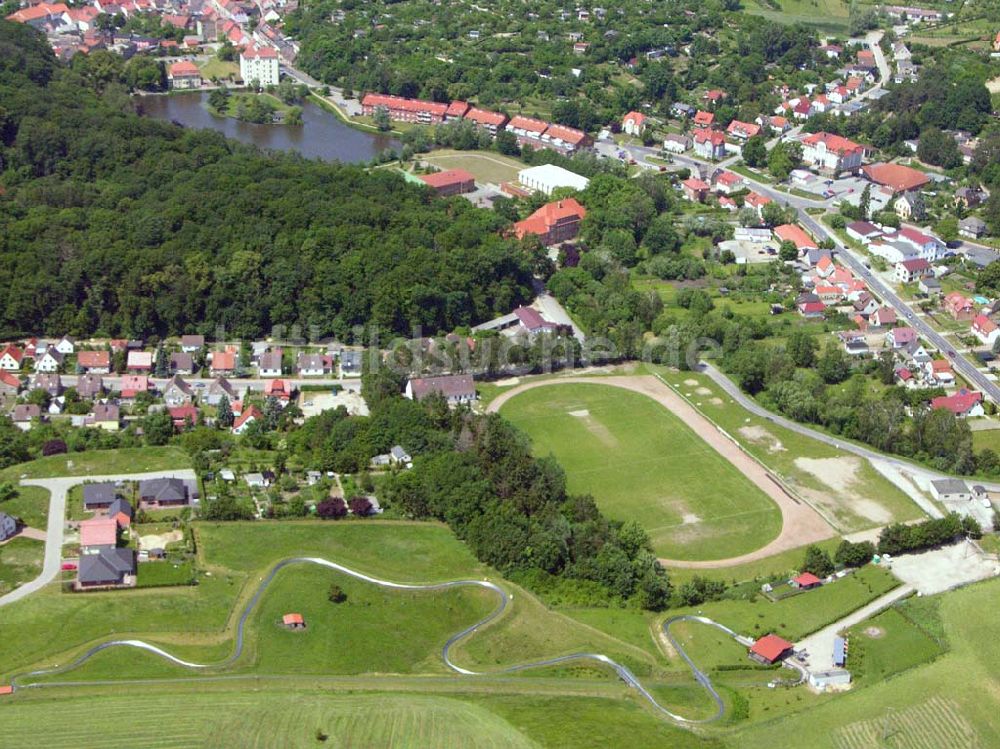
[886,541,1000,595]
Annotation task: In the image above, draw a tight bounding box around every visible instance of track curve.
[11,557,751,724]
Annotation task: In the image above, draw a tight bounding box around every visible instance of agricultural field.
[654,369,925,533]
[420,149,525,185]
[8,447,191,480]
[500,382,783,560]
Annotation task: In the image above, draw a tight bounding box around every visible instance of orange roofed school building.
[418,169,476,197]
[512,199,587,246]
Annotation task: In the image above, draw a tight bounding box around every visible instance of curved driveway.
[488,375,835,568]
[13,556,761,725]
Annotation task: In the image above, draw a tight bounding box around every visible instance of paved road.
[11,556,746,724]
[795,583,914,672]
[0,469,196,608]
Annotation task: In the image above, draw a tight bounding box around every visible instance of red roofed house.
[168,60,202,90]
[622,111,646,136]
[861,162,930,194]
[80,516,118,549]
[464,107,508,135]
[682,177,710,203]
[749,634,794,664]
[444,100,470,121]
[801,132,864,174]
[774,224,817,252]
[726,120,761,141]
[871,307,897,328]
[693,110,715,129]
[895,258,932,284]
[211,351,237,375]
[264,378,292,401]
[77,350,111,374]
[943,292,976,321]
[791,572,823,589]
[885,327,916,349]
[514,307,558,336]
[798,301,826,318]
[282,612,306,629]
[0,345,23,371]
[232,405,263,435]
[119,375,151,399]
[703,88,727,103]
[712,170,745,195]
[5,3,69,24]
[931,389,984,418]
[419,169,476,197]
[169,405,199,431]
[972,314,1000,347]
[512,198,586,246]
[361,93,448,124]
[926,359,955,385]
[0,371,19,396]
[693,129,726,160]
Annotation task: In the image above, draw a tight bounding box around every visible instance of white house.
[258,351,283,378]
[662,134,691,154]
[800,132,864,173]
[895,258,932,284]
[34,347,63,373]
[972,314,1000,348]
[622,111,646,136]
[0,346,22,371]
[54,336,75,355]
[240,44,280,88]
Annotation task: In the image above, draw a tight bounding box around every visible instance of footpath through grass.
[500,382,782,560]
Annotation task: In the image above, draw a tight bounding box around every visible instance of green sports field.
[500,383,782,560]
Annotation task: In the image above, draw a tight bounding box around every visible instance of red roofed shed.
[749,634,794,664]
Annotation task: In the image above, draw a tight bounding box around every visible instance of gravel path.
[487,375,836,568]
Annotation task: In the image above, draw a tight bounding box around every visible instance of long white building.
[517,164,590,196]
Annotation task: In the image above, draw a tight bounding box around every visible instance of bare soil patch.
[738,425,786,453]
[863,626,885,639]
[794,457,892,525]
[138,529,183,550]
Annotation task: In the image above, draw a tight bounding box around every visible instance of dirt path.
[487,375,836,569]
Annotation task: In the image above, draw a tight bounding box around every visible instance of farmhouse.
[419,169,476,197]
[512,199,586,246]
[405,374,476,405]
[749,634,794,664]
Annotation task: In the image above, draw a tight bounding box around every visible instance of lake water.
[138,93,401,164]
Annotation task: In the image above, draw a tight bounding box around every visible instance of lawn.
[0,688,722,749]
[0,482,49,529]
[135,560,196,588]
[197,58,239,81]
[654,368,925,533]
[10,447,191,479]
[421,149,525,185]
[500,382,783,560]
[0,536,44,596]
[742,0,850,31]
[846,607,945,685]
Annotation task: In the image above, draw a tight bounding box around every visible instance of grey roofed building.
[83,483,119,508]
[258,351,283,373]
[204,376,236,406]
[169,352,194,374]
[0,512,17,541]
[297,353,328,373]
[390,445,412,463]
[78,547,135,586]
[107,497,134,521]
[339,350,363,374]
[33,373,63,397]
[76,374,104,399]
[959,216,986,238]
[89,403,120,425]
[930,478,970,501]
[180,334,205,351]
[404,374,476,405]
[163,374,194,405]
[12,403,41,422]
[139,477,189,505]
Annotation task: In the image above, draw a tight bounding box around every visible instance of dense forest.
[0,22,536,340]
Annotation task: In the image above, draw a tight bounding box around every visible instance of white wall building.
[517,164,590,195]
[240,44,280,87]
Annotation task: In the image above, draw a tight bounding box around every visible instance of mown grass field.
[500,382,782,560]
[0,536,44,596]
[0,688,722,749]
[654,368,925,533]
[421,149,525,184]
[10,446,191,479]
[742,0,851,31]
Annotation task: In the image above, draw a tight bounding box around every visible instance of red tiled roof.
[750,634,793,663]
[513,198,587,239]
[77,350,110,368]
[862,163,930,193]
[694,129,725,145]
[234,405,262,429]
[931,389,982,416]
[80,517,117,547]
[1,345,23,364]
[693,110,714,126]
[419,169,475,188]
[715,171,743,186]
[507,115,549,134]
[242,43,278,59]
[169,60,200,77]
[682,178,710,191]
[973,314,998,334]
[464,107,507,127]
[898,258,931,272]
[0,372,19,388]
[793,572,822,586]
[283,613,304,625]
[545,124,587,145]
[120,375,149,396]
[212,351,236,371]
[623,110,646,126]
[726,120,761,138]
[361,93,447,116]
[802,131,863,156]
[445,100,470,117]
[774,224,816,250]
[514,306,554,331]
